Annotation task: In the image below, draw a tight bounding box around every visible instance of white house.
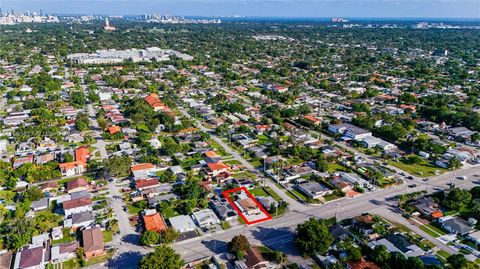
[191,209,221,228]
[328,123,372,140]
[168,215,197,233]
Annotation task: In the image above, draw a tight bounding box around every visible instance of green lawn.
[232,171,257,180]
[103,230,113,242]
[420,223,448,237]
[52,228,76,245]
[327,163,348,173]
[263,186,282,202]
[387,158,447,177]
[436,249,450,262]
[127,204,144,215]
[257,134,269,145]
[250,188,269,197]
[290,189,308,201]
[221,221,231,230]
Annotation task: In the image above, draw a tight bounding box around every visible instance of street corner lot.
[222,186,272,225]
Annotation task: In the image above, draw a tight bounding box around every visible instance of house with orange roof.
[205,162,231,178]
[347,258,380,269]
[75,146,90,166]
[204,151,220,158]
[63,197,92,216]
[135,179,160,191]
[143,212,167,233]
[303,115,322,126]
[59,161,85,177]
[144,93,169,112]
[131,163,155,179]
[108,125,121,135]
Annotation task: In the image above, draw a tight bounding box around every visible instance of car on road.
[458,175,467,180]
[408,184,417,188]
[407,176,414,180]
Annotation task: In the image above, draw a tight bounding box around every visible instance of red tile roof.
[131,163,154,172]
[63,197,92,210]
[207,162,230,171]
[108,125,121,135]
[75,146,90,165]
[82,227,104,254]
[135,179,159,189]
[143,213,167,232]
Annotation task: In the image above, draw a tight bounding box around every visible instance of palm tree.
[448,157,462,170]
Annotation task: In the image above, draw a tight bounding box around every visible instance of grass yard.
[127,204,144,215]
[250,187,269,197]
[103,230,113,243]
[436,249,450,262]
[420,223,448,237]
[327,163,348,173]
[52,228,76,245]
[387,158,447,177]
[232,171,257,180]
[257,134,269,145]
[221,221,231,230]
[263,186,282,202]
[290,188,308,201]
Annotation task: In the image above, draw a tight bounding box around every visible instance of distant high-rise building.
[103,18,116,31]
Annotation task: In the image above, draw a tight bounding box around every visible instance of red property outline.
[222,186,272,225]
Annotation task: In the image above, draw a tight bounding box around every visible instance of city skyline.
[1,0,479,19]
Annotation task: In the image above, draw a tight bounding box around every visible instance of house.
[440,216,474,235]
[413,197,443,219]
[296,181,333,200]
[51,226,63,240]
[35,153,55,165]
[108,125,121,135]
[131,163,156,179]
[13,156,34,169]
[13,245,45,269]
[63,197,92,216]
[329,223,349,243]
[360,136,397,152]
[31,198,49,212]
[66,177,89,193]
[303,115,322,126]
[328,123,372,140]
[206,162,231,178]
[0,252,13,269]
[238,246,273,269]
[209,196,238,221]
[191,209,221,228]
[352,214,375,235]
[144,93,169,112]
[50,242,79,263]
[135,179,160,191]
[467,231,480,245]
[59,161,85,177]
[368,233,425,258]
[64,211,95,229]
[75,146,90,166]
[143,212,168,233]
[256,196,278,211]
[168,215,197,233]
[82,227,104,259]
[237,198,260,215]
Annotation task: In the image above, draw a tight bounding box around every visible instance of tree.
[371,245,391,267]
[448,157,462,169]
[445,188,472,210]
[103,156,132,177]
[161,228,180,244]
[295,218,333,255]
[228,235,250,256]
[140,230,160,246]
[138,244,184,269]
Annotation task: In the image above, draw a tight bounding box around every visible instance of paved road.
[173,164,480,263]
[87,103,109,160]
[86,103,145,269]
[85,106,480,267]
[179,108,307,211]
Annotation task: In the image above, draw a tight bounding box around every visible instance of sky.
[1,0,479,19]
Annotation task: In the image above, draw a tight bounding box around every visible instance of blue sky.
[2,0,479,18]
